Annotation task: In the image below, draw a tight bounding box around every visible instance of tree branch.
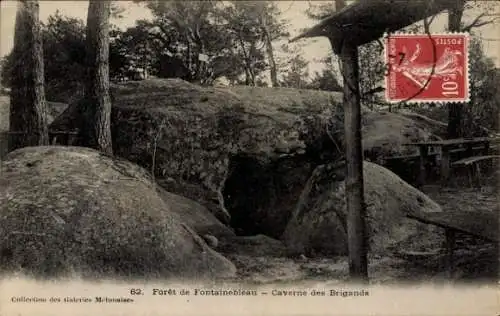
[461,12,498,32]
[423,14,437,33]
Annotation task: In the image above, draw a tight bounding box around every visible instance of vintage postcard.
[0,1,499,315]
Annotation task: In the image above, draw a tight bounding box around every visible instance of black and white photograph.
[0,1,499,315]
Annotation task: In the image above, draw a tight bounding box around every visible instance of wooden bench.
[407,210,498,278]
[451,155,500,187]
[403,137,500,185]
[448,145,491,156]
[385,152,439,161]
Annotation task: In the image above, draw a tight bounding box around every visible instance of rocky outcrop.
[362,111,439,163]
[0,146,236,279]
[156,189,235,239]
[282,161,444,257]
[50,79,442,239]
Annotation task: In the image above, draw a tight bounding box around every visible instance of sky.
[1,0,499,77]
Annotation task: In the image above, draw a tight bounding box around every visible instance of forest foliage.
[1,1,339,97]
[1,1,498,135]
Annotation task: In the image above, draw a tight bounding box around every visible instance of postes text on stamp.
[384,33,469,103]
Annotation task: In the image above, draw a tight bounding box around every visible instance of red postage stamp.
[384,33,469,103]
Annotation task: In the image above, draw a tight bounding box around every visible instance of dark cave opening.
[223,155,273,237]
[222,153,318,239]
[221,132,342,238]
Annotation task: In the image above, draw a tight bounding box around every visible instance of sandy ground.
[227,185,498,285]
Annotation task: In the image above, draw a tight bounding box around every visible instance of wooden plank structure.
[452,155,500,187]
[407,210,498,276]
[402,137,499,147]
[290,0,457,281]
[402,137,499,185]
[290,0,457,53]
[452,155,500,166]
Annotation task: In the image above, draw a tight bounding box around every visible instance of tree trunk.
[264,32,278,88]
[447,0,465,139]
[261,15,278,88]
[335,0,346,10]
[238,34,255,86]
[335,0,369,283]
[8,0,49,152]
[244,69,251,85]
[83,0,113,155]
[248,43,257,86]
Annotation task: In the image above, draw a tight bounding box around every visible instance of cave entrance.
[223,155,271,236]
[222,154,315,239]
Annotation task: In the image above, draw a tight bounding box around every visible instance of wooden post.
[465,143,473,158]
[418,145,429,188]
[444,229,455,279]
[447,0,465,139]
[482,141,491,176]
[441,146,451,183]
[483,141,490,155]
[474,163,482,187]
[336,38,368,282]
[287,0,460,284]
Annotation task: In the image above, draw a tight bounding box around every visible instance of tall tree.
[446,0,465,138]
[110,20,159,81]
[445,0,499,138]
[222,1,269,86]
[42,12,87,102]
[83,0,113,154]
[1,12,87,103]
[9,0,49,151]
[253,1,289,87]
[261,12,279,87]
[462,37,498,136]
[136,1,237,84]
[358,41,386,110]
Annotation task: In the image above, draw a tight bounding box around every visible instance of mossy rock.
[0,146,236,280]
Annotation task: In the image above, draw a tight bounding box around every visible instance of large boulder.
[397,110,448,139]
[362,111,439,162]
[50,79,442,239]
[0,146,236,279]
[282,161,444,257]
[157,189,235,239]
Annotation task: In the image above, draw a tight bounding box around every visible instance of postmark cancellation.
[384,33,470,104]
